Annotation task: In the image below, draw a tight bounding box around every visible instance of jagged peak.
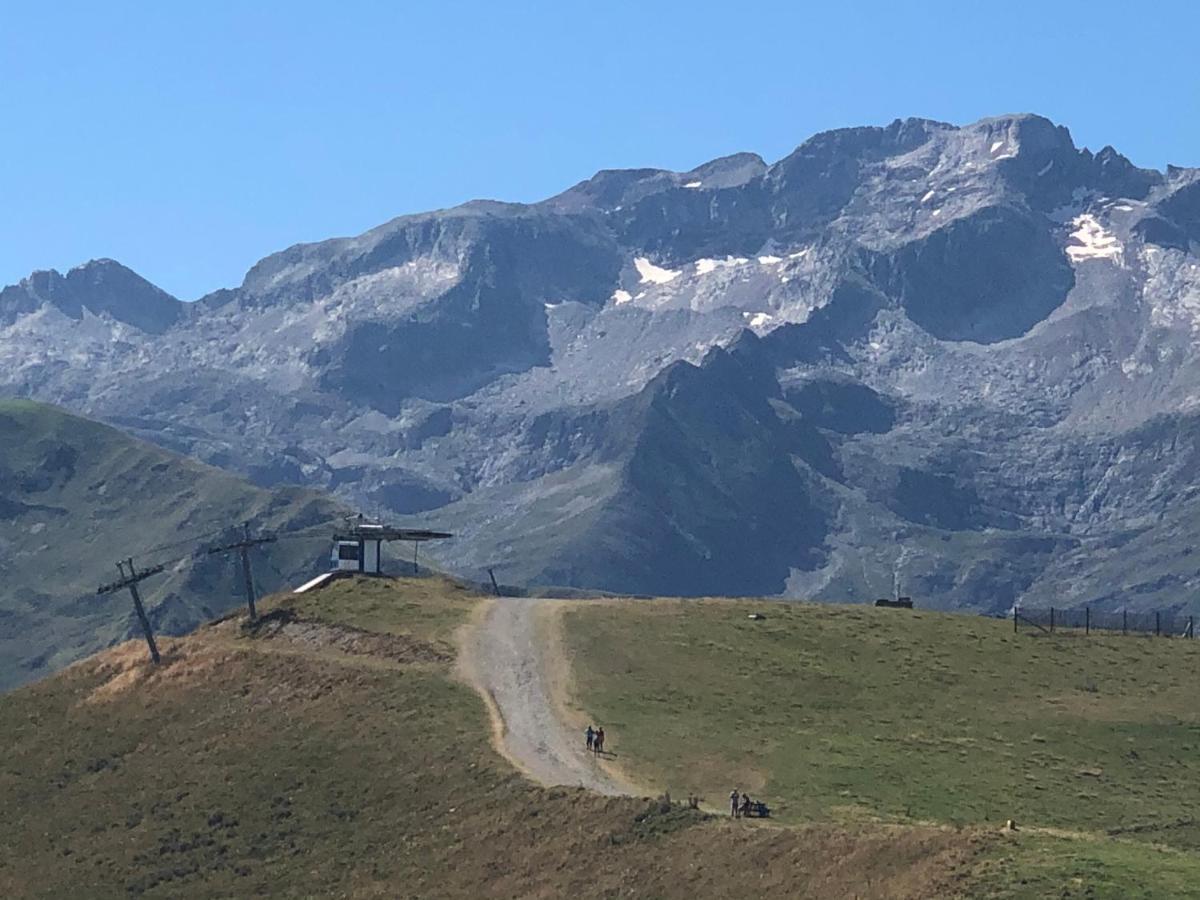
[967,113,1078,161]
[541,166,676,213]
[1094,145,1130,165]
[546,151,765,212]
[682,152,767,190]
[687,151,766,172]
[972,111,1068,132]
[0,257,180,332]
[11,258,172,294]
[772,117,951,170]
[68,257,130,275]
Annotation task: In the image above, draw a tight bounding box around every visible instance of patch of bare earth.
[237,608,451,664]
[75,606,450,707]
[76,639,230,705]
[459,597,634,795]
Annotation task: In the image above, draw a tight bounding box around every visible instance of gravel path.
[461,597,632,796]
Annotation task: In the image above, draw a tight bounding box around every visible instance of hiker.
[594,727,605,755]
[730,789,740,818]
[585,725,595,752]
[741,792,753,818]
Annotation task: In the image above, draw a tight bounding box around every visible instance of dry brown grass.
[2,578,991,898]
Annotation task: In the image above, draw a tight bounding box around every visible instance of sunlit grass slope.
[1,577,979,899]
[563,598,1200,897]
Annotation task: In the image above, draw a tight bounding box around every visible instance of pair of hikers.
[585,725,605,755]
[729,789,756,818]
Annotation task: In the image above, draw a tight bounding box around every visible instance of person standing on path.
[730,789,740,818]
[585,725,595,752]
[594,727,605,756]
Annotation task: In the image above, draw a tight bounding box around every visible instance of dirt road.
[459,597,634,796]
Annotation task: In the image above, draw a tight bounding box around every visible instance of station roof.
[332,526,453,543]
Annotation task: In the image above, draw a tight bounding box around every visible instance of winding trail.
[459,596,635,796]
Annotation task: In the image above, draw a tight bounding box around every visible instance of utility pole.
[98,558,165,664]
[207,522,277,621]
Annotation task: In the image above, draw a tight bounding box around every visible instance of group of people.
[729,788,764,818]
[584,725,606,755]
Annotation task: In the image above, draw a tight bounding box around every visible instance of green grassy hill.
[561,599,1200,897]
[0,400,348,691]
[10,575,1198,897]
[0,577,982,898]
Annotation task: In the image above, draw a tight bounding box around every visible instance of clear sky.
[2,0,1198,300]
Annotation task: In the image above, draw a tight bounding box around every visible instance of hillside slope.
[0,577,982,899]
[0,400,347,691]
[562,597,1200,897]
[6,114,1200,610]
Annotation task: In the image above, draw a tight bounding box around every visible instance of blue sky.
[2,0,1198,299]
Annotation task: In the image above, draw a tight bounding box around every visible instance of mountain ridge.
[4,111,1200,614]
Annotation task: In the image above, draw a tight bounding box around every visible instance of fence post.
[1190,616,1195,639]
[1050,607,1055,633]
[1086,606,1090,636]
[1123,609,1128,635]
[1156,611,1161,637]
[1013,606,1018,633]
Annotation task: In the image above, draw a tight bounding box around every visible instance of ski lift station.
[331,522,453,575]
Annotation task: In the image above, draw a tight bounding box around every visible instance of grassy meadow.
[562,597,1200,896]
[1,577,980,899]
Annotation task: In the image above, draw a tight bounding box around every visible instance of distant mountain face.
[0,400,346,691]
[6,113,1200,614]
[0,258,181,334]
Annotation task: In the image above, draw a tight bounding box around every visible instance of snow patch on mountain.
[1066,214,1123,263]
[744,311,774,331]
[1121,357,1154,377]
[695,257,749,275]
[635,257,681,284]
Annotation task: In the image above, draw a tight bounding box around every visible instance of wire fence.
[1015,606,1196,639]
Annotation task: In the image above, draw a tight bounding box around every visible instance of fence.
[1015,606,1196,639]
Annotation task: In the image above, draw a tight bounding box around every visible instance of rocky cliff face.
[0,259,181,334]
[5,113,1200,613]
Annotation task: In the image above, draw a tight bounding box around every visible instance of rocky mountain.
[5,113,1200,615]
[0,400,346,691]
[0,258,181,334]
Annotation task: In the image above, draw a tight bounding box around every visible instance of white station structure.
[331,522,453,575]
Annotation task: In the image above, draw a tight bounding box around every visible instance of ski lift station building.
[331,523,453,575]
